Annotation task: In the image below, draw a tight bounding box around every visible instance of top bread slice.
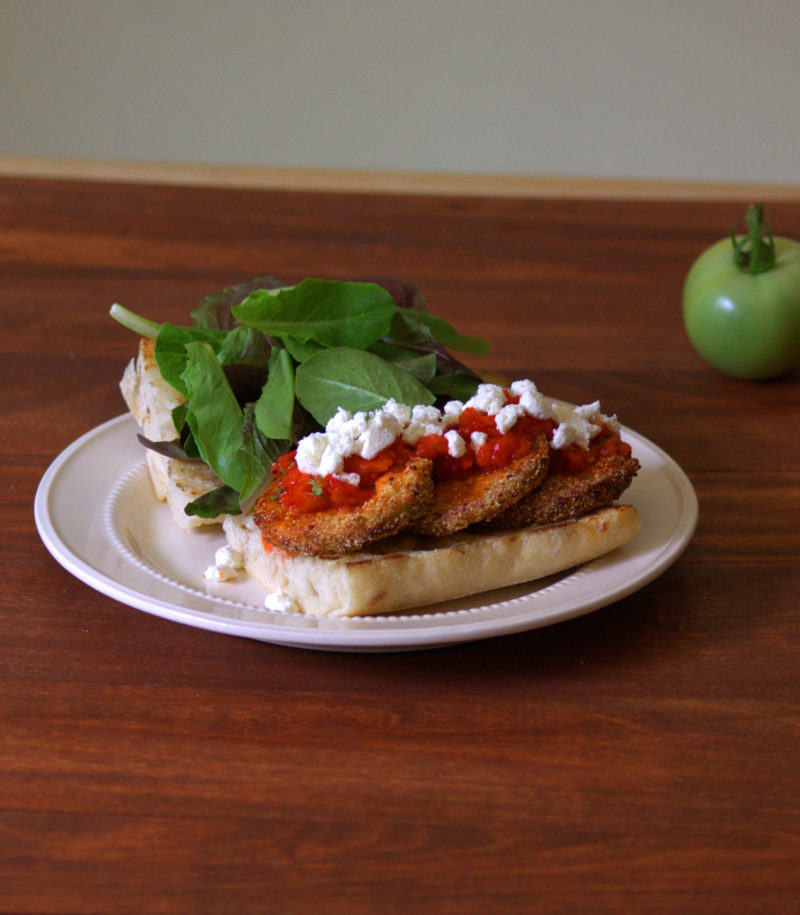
[120,338,222,529]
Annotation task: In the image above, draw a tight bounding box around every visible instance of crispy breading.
[481,453,640,530]
[254,457,434,558]
[409,434,550,537]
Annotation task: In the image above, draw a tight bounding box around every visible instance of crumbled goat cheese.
[203,545,244,582]
[550,402,601,450]
[296,400,407,479]
[445,429,466,458]
[402,404,448,445]
[203,565,235,583]
[290,382,619,486]
[296,431,342,478]
[264,589,300,613]
[494,402,525,434]
[509,379,552,419]
[464,383,507,416]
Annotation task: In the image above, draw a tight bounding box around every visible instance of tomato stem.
[730,203,776,275]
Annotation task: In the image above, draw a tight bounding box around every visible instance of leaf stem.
[109,303,161,339]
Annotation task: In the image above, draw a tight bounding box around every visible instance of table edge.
[2,156,800,201]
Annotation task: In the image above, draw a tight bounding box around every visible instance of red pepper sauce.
[548,422,633,475]
[414,408,556,482]
[266,441,415,513]
[266,404,631,514]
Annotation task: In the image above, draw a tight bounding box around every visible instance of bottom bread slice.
[223,504,640,618]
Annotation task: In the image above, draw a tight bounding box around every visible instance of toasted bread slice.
[120,338,183,441]
[224,503,641,617]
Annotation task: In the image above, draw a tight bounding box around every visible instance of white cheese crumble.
[290,382,619,485]
[509,379,552,419]
[264,589,300,613]
[203,545,244,582]
[494,402,525,434]
[445,428,466,458]
[402,404,450,445]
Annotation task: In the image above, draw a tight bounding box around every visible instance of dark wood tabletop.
[2,171,798,914]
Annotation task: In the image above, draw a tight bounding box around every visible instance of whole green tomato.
[683,204,800,379]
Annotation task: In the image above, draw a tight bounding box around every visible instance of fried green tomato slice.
[409,434,550,537]
[481,453,640,530]
[253,457,434,558]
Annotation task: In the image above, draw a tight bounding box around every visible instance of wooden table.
[3,163,798,914]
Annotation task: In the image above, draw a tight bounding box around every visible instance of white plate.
[34,414,697,652]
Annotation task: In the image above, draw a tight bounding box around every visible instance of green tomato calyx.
[730,203,776,275]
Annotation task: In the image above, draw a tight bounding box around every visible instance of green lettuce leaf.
[181,342,247,491]
[255,347,296,441]
[191,276,285,331]
[155,324,229,395]
[232,279,396,350]
[392,307,491,355]
[295,347,435,425]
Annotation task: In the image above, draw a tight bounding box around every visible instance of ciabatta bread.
[223,505,640,617]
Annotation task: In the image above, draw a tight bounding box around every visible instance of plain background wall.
[2,0,800,184]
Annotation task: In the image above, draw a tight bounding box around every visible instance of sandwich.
[114,276,640,617]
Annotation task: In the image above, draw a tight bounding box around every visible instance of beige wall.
[2,0,799,183]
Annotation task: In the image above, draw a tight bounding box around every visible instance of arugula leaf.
[155,324,229,395]
[232,279,396,350]
[168,404,201,458]
[191,276,285,330]
[349,275,427,311]
[181,342,247,491]
[179,343,283,513]
[295,347,435,425]
[427,369,482,400]
[255,347,296,441]
[391,307,491,355]
[239,404,284,508]
[396,352,438,384]
[182,418,284,519]
[216,324,271,368]
[184,485,242,519]
[368,342,438,383]
[283,335,325,363]
[136,433,197,462]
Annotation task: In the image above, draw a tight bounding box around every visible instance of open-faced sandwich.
[114,277,640,617]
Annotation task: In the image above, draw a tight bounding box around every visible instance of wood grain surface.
[2,172,798,914]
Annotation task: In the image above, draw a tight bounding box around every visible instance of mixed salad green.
[111,276,491,518]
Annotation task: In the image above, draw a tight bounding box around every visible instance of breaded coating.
[254,457,434,558]
[481,453,640,530]
[409,434,550,537]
